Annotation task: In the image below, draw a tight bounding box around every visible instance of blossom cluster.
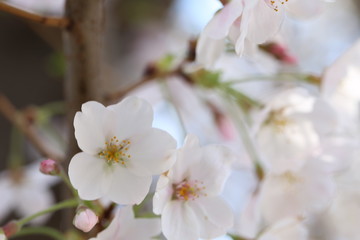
[1,0,360,240]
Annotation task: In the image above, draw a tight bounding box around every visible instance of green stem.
[223,94,264,180]
[59,167,79,199]
[17,198,78,227]
[12,227,64,240]
[219,84,262,108]
[225,72,317,85]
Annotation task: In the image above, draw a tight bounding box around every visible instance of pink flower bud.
[2,221,19,238]
[73,208,98,233]
[40,159,60,175]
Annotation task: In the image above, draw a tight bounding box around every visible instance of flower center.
[173,180,206,201]
[264,0,289,12]
[98,136,131,166]
[264,109,292,132]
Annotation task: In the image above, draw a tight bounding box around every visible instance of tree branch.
[0,94,64,161]
[0,2,69,28]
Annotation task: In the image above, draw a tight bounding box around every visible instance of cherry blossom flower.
[253,88,337,173]
[258,217,308,240]
[0,162,58,224]
[322,38,360,133]
[68,96,177,205]
[89,206,161,240]
[196,0,326,67]
[153,134,235,240]
[259,159,335,223]
[328,188,360,240]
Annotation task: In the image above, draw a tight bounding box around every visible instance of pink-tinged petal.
[153,175,173,215]
[127,128,176,176]
[235,8,251,55]
[74,101,109,154]
[189,145,234,195]
[109,96,154,141]
[196,32,225,68]
[123,217,161,240]
[170,134,203,183]
[68,152,112,200]
[162,201,199,240]
[190,197,233,238]
[203,0,243,39]
[106,166,152,205]
[246,1,284,44]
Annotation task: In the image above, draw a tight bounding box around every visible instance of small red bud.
[2,221,19,238]
[40,159,60,175]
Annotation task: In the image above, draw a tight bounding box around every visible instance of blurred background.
[1,0,360,239]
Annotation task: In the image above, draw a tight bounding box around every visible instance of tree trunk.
[62,0,106,230]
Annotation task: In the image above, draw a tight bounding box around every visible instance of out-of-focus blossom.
[5,0,65,15]
[0,228,7,240]
[0,163,58,224]
[259,160,335,223]
[39,159,60,176]
[68,96,176,205]
[73,207,98,233]
[328,188,360,240]
[89,206,161,240]
[153,134,235,240]
[0,233,6,240]
[196,0,326,68]
[258,217,308,240]
[322,38,360,133]
[254,88,337,173]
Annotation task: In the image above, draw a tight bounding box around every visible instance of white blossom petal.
[203,0,243,39]
[68,152,113,200]
[170,134,202,184]
[246,1,284,44]
[127,128,176,176]
[188,145,234,195]
[106,166,152,205]
[259,217,308,240]
[109,96,154,141]
[190,197,233,238]
[74,101,110,154]
[153,175,173,215]
[196,32,225,69]
[0,179,14,222]
[162,201,199,240]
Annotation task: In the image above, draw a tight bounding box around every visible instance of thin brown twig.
[105,64,192,103]
[0,94,64,161]
[0,2,70,28]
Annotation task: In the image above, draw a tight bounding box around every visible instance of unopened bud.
[40,159,60,175]
[73,207,98,233]
[260,42,297,65]
[2,221,19,238]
